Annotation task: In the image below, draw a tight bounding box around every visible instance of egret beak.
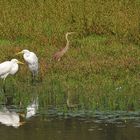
[17,61,24,65]
[18,112,25,117]
[16,51,23,56]
[19,121,26,126]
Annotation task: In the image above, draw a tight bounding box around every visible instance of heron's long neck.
[61,34,70,54]
[65,34,70,49]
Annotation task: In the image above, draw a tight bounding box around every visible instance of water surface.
[0,109,140,140]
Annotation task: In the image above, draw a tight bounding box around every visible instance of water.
[0,92,140,140]
[0,108,140,140]
[0,116,140,140]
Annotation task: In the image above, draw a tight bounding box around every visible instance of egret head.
[22,49,30,54]
[16,49,30,55]
[11,59,24,65]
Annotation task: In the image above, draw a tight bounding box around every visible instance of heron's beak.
[69,32,76,34]
[17,61,24,65]
[16,51,23,56]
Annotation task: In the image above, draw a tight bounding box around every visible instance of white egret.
[16,49,39,81]
[53,32,75,61]
[0,59,24,92]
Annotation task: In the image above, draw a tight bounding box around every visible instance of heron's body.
[53,46,69,61]
[0,59,20,80]
[53,32,75,61]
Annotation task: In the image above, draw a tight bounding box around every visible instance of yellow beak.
[16,51,23,56]
[19,121,26,126]
[17,60,24,65]
[18,112,25,117]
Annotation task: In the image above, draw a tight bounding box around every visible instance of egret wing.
[0,61,11,76]
[24,52,38,64]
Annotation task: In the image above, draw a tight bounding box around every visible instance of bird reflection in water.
[66,91,79,108]
[0,107,25,128]
[26,97,38,119]
[0,97,38,128]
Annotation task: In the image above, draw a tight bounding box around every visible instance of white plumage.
[17,49,38,77]
[0,59,23,80]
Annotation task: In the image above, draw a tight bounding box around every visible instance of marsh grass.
[0,33,140,112]
[0,0,140,112]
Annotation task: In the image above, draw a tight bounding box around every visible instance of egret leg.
[31,73,35,84]
[4,95,13,106]
[2,79,6,93]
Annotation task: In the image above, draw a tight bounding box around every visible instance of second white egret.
[16,49,39,81]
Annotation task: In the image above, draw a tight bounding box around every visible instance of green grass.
[0,0,140,112]
[0,0,140,43]
[0,33,140,112]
